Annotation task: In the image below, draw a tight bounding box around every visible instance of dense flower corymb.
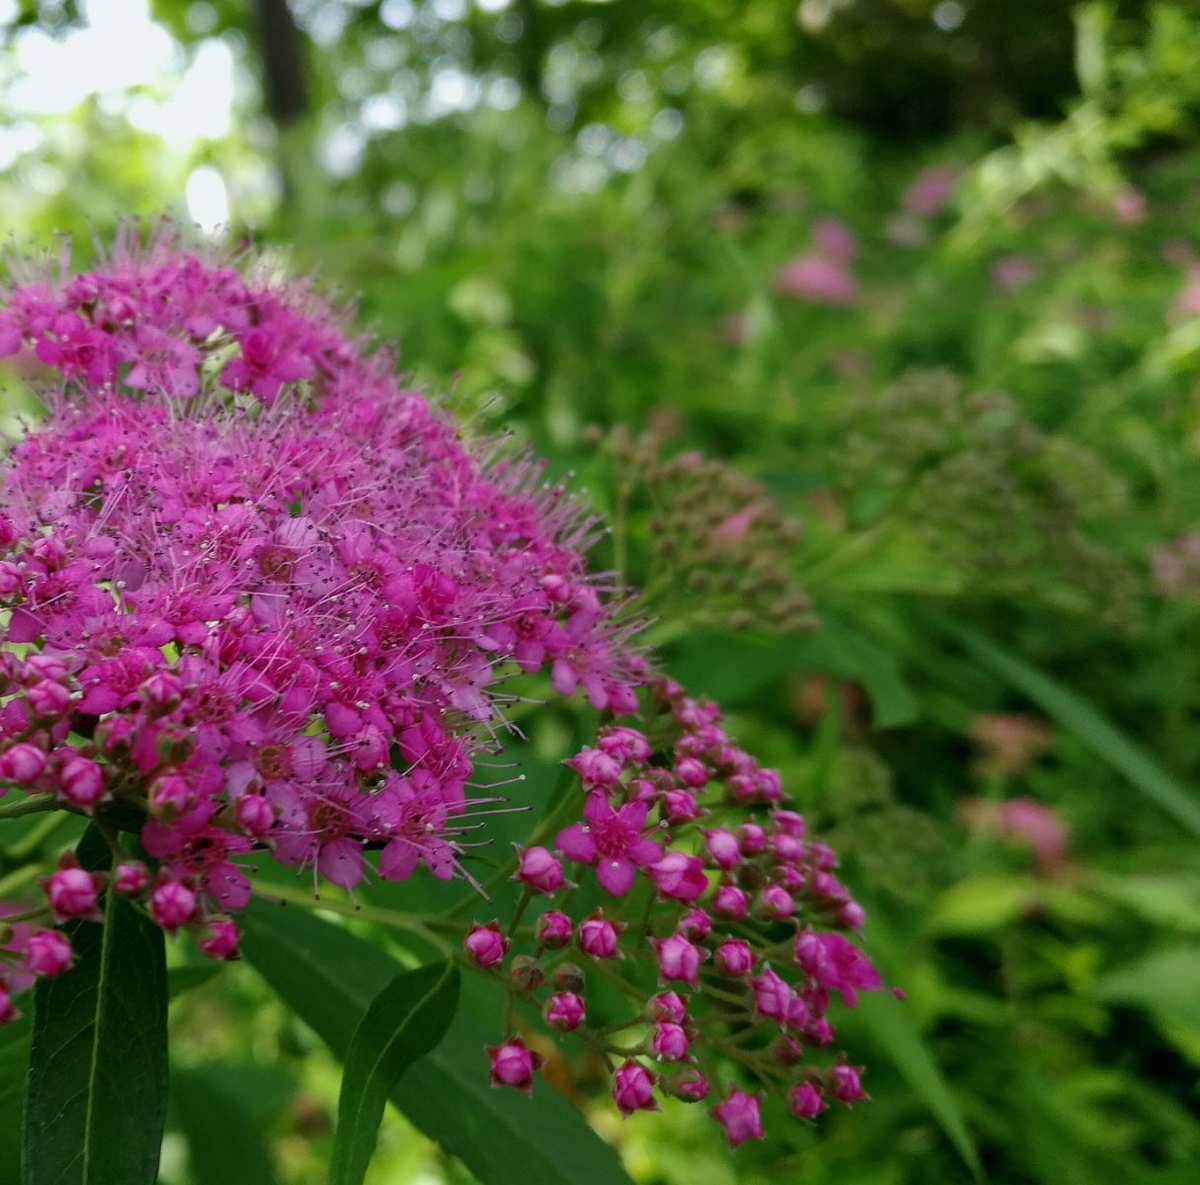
[0,224,640,1006]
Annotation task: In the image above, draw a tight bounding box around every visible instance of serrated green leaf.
[240,899,634,1185]
[331,960,460,1185]
[23,825,168,1185]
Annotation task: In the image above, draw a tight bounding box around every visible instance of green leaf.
[172,1067,285,1185]
[167,962,224,1000]
[240,899,634,1185]
[331,960,460,1185]
[933,617,1200,836]
[1094,947,1200,1030]
[22,825,168,1185]
[857,906,984,1182]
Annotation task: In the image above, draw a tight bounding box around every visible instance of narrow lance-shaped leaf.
[22,825,168,1185]
[240,899,635,1185]
[331,960,461,1185]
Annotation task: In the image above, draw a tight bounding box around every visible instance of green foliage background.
[3,1,1200,1182]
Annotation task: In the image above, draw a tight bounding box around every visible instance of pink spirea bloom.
[24,929,73,977]
[0,224,640,972]
[556,792,661,895]
[773,255,859,306]
[487,1037,544,1094]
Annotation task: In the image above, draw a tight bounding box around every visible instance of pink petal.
[318,838,363,889]
[597,857,636,896]
[556,823,597,863]
[380,838,420,881]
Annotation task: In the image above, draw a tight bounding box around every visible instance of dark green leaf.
[172,1066,285,1185]
[331,960,460,1185]
[167,963,223,1000]
[22,826,168,1185]
[240,899,633,1185]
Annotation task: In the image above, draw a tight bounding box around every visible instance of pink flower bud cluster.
[0,226,642,1006]
[474,678,886,1146]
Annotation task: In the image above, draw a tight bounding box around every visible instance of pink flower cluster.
[0,226,641,1015]
[772,217,860,308]
[472,677,884,1146]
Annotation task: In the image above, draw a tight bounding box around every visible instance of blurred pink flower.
[1112,186,1147,225]
[902,166,958,217]
[773,255,859,306]
[991,254,1039,295]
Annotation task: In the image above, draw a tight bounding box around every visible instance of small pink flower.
[25,929,73,977]
[140,671,182,712]
[58,756,106,811]
[113,861,151,896]
[711,1088,765,1146]
[568,747,623,787]
[45,867,100,920]
[487,1036,544,1094]
[652,933,703,988]
[464,921,510,968]
[578,913,621,959]
[790,1081,826,1119]
[714,939,754,977]
[556,793,661,896]
[536,910,573,949]
[648,852,708,902]
[198,918,240,960]
[544,991,586,1031]
[513,845,564,895]
[737,823,767,854]
[651,1021,689,1060]
[612,1060,659,1116]
[840,901,865,930]
[150,881,197,932]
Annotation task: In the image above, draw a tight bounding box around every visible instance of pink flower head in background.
[902,165,959,217]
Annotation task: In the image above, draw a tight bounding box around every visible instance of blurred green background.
[3,1,1200,1182]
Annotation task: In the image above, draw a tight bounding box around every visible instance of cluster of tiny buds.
[461,681,885,1146]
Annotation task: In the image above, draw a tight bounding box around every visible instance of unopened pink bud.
[712,883,748,920]
[27,679,71,719]
[652,933,703,988]
[544,991,586,1031]
[738,823,767,854]
[651,1021,689,1060]
[0,982,19,1025]
[487,1036,543,1094]
[513,845,564,895]
[536,910,573,949]
[464,922,509,968]
[113,861,151,896]
[45,867,99,919]
[829,1060,868,1104]
[647,991,688,1023]
[578,913,621,959]
[59,756,106,810]
[677,907,711,942]
[25,929,73,977]
[140,671,182,711]
[666,1066,709,1102]
[648,852,708,902]
[674,756,708,788]
[150,881,196,932]
[714,938,754,977]
[1,742,47,785]
[790,1080,826,1119]
[760,884,795,919]
[704,828,740,870]
[151,774,192,812]
[235,793,274,837]
[198,917,240,960]
[612,1060,659,1116]
[710,1088,765,1146]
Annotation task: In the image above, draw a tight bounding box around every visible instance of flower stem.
[0,794,60,821]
